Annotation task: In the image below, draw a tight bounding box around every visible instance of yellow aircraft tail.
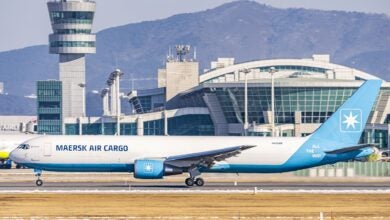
[0,151,10,160]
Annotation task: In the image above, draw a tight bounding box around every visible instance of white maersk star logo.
[340,109,362,132]
[144,163,153,173]
[343,112,359,129]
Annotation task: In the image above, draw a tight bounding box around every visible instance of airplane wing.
[324,144,377,154]
[164,145,256,169]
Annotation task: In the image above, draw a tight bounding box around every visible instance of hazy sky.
[0,0,389,52]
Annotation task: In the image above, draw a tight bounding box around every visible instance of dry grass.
[0,193,389,218]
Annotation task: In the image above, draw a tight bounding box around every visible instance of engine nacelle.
[134,158,183,179]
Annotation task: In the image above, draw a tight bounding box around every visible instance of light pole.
[241,68,251,136]
[78,82,86,136]
[78,83,86,117]
[116,72,121,136]
[269,67,278,137]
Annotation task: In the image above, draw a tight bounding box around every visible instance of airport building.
[38,0,96,134]
[42,47,389,150]
[47,0,96,118]
[37,80,62,134]
[0,116,36,134]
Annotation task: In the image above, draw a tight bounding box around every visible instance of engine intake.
[134,158,183,179]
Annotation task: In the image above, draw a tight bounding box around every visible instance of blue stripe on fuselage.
[20,163,134,172]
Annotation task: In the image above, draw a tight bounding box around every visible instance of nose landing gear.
[34,169,43,187]
[36,179,43,187]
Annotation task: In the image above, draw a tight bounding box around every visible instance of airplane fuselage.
[12,135,369,173]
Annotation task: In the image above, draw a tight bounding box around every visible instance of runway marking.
[1,189,390,194]
[1,217,388,220]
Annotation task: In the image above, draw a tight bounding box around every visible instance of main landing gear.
[185,168,204,187]
[34,169,43,187]
[185,177,204,187]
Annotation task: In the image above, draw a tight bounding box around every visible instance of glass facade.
[204,65,328,83]
[360,129,389,149]
[50,11,94,24]
[144,119,164,136]
[121,123,137,135]
[82,123,101,135]
[37,81,62,135]
[65,124,79,135]
[63,115,213,136]
[138,96,152,112]
[385,114,390,124]
[143,115,215,136]
[213,87,356,124]
[257,65,327,73]
[168,115,214,136]
[129,88,166,113]
[55,29,92,34]
[65,123,137,136]
[50,41,95,48]
[103,123,116,135]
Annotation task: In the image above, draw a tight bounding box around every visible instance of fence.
[294,162,390,177]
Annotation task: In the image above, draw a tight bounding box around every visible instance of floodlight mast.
[101,88,110,116]
[104,69,124,135]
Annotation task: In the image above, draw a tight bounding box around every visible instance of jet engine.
[134,158,183,179]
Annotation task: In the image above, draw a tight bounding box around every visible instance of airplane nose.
[10,149,23,163]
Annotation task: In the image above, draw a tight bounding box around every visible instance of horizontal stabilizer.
[325,144,377,154]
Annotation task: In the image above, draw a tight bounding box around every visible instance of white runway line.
[1,189,390,194]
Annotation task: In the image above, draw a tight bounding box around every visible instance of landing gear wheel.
[195,178,204,186]
[36,179,43,187]
[185,178,194,186]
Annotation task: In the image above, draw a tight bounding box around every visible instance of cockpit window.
[18,144,30,150]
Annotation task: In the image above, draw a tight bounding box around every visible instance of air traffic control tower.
[47,0,96,118]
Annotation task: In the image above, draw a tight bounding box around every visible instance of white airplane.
[0,134,40,168]
[10,80,382,187]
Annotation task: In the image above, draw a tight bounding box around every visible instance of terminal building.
[36,2,390,151]
[45,47,390,150]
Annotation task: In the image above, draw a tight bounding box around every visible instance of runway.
[1,170,390,193]
[0,181,390,193]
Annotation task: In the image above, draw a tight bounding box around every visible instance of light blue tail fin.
[307,80,382,151]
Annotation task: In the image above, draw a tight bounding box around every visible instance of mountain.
[0,0,389,115]
[0,94,36,116]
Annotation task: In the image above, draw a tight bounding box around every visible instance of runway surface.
[1,170,390,193]
[0,181,389,193]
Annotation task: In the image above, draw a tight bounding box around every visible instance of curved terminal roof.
[200,58,381,84]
